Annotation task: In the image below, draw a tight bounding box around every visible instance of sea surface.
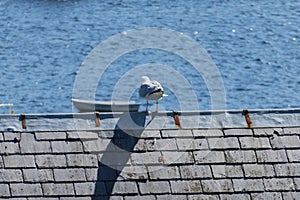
[0,0,299,114]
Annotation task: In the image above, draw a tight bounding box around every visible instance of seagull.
[139,76,166,112]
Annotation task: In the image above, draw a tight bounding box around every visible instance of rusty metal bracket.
[173,110,182,129]
[243,109,252,128]
[21,114,27,129]
[95,112,101,127]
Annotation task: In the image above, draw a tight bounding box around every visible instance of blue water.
[0,0,299,114]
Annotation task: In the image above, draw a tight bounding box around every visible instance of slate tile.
[256,150,288,163]
[223,128,253,136]
[232,179,264,192]
[211,165,243,178]
[270,135,300,149]
[192,129,223,138]
[139,181,170,194]
[10,183,43,196]
[201,179,233,193]
[225,150,256,163]
[264,178,295,191]
[148,165,180,180]
[194,150,225,164]
[170,180,202,194]
[243,164,275,178]
[207,137,240,150]
[239,137,271,149]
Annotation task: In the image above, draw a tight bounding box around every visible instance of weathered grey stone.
[53,168,86,182]
[211,165,243,178]
[170,180,202,194]
[201,179,233,193]
[251,192,282,200]
[3,132,21,141]
[274,163,300,176]
[139,181,170,194]
[176,138,208,151]
[157,195,187,200]
[4,155,35,168]
[256,150,288,163]
[146,138,177,151]
[66,154,98,167]
[140,130,161,138]
[0,133,3,141]
[270,135,300,149]
[180,165,212,179]
[51,141,83,153]
[0,184,11,197]
[60,198,91,200]
[131,152,162,165]
[161,129,193,138]
[98,130,115,138]
[294,178,300,190]
[82,139,111,153]
[99,151,131,166]
[109,181,138,194]
[28,197,59,200]
[0,169,23,182]
[253,128,283,136]
[10,183,43,196]
[283,127,300,135]
[67,131,99,140]
[239,137,271,149]
[287,149,300,162]
[0,142,20,155]
[188,195,219,200]
[108,197,124,200]
[35,131,67,140]
[118,166,148,180]
[35,154,67,168]
[282,192,300,200]
[232,179,264,192]
[132,139,147,151]
[42,183,75,196]
[74,182,97,196]
[162,151,194,164]
[23,169,53,182]
[0,156,3,168]
[93,165,118,181]
[20,133,51,154]
[91,181,106,196]
[85,168,98,181]
[223,128,253,136]
[194,150,225,164]
[192,129,223,138]
[207,137,240,150]
[1,122,300,199]
[225,150,256,163]
[219,194,251,200]
[148,166,180,180]
[243,164,275,177]
[264,178,295,191]
[125,196,156,200]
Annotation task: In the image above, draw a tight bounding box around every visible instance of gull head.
[141,76,150,84]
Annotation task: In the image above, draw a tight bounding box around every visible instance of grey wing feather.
[152,80,162,88]
[139,83,159,98]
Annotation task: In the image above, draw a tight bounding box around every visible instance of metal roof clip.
[20,114,27,129]
[243,109,252,128]
[95,112,101,127]
[173,110,182,129]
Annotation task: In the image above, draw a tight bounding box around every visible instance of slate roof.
[0,111,299,199]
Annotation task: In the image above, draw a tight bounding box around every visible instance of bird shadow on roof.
[92,112,147,199]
